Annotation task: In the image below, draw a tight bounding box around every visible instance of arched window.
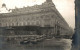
[0,23,2,26]
[10,23,13,26]
[13,23,16,26]
[5,23,8,27]
[27,22,30,25]
[16,22,18,26]
[12,23,14,26]
[25,22,27,25]
[21,22,23,26]
[36,21,40,26]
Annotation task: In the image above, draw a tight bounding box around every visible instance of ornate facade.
[0,0,71,37]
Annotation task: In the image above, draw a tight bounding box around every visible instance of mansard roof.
[0,1,55,17]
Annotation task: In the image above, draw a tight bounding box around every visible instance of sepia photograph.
[0,0,75,50]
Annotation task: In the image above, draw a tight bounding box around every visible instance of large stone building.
[0,0,71,37]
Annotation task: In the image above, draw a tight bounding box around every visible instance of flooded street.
[0,0,75,50]
[0,38,72,50]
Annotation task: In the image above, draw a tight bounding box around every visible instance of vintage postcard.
[0,0,75,50]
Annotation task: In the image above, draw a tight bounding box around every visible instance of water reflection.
[0,38,72,50]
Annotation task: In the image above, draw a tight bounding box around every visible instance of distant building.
[0,0,71,37]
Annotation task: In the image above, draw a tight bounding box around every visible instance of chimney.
[46,0,52,2]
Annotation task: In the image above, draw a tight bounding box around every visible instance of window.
[44,25,50,27]
[0,23,1,26]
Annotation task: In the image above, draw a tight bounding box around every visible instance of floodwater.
[0,38,72,50]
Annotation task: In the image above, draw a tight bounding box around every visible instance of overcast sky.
[0,0,75,29]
